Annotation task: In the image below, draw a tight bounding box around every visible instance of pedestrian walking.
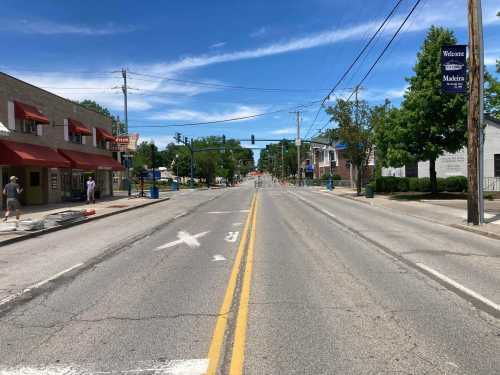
[86,176,96,204]
[3,176,23,221]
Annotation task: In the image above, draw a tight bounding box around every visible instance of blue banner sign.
[441,45,467,94]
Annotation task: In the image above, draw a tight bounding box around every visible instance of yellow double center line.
[205,193,259,375]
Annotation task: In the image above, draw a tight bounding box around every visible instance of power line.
[345,0,422,102]
[127,71,331,93]
[313,0,423,138]
[126,102,320,128]
[303,0,405,139]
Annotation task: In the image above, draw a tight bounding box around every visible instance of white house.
[382,115,500,190]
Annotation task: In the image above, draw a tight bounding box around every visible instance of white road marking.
[207,210,249,214]
[415,262,500,313]
[155,231,210,250]
[212,254,226,261]
[0,262,84,307]
[174,211,188,219]
[232,222,243,227]
[224,231,239,243]
[0,359,209,375]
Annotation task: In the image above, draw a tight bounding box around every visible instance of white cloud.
[210,42,226,49]
[250,26,268,38]
[0,19,136,36]
[148,135,176,149]
[147,105,265,123]
[142,1,499,76]
[270,127,296,135]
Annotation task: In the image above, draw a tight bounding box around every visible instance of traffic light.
[184,137,188,145]
[222,135,226,144]
[175,132,181,143]
[251,134,255,144]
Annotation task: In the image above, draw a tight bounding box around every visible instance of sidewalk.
[0,192,172,245]
[321,187,500,240]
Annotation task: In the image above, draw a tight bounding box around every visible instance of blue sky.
[0,0,499,152]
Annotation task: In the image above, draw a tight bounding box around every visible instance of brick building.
[310,137,352,181]
[0,72,124,208]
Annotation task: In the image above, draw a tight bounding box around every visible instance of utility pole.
[190,138,194,189]
[467,0,484,225]
[291,111,301,186]
[121,68,131,196]
[353,85,361,189]
[281,142,285,181]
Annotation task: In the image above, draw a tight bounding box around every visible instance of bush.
[409,177,419,192]
[418,177,432,192]
[445,176,467,192]
[320,173,332,180]
[437,178,446,192]
[397,177,409,192]
[332,174,342,181]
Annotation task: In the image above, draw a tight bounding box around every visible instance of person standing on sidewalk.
[86,176,96,204]
[3,176,23,221]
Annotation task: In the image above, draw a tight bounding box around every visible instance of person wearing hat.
[3,176,23,221]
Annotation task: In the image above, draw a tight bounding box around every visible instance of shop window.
[97,138,107,149]
[17,119,38,134]
[30,172,40,187]
[69,132,83,144]
[495,154,500,178]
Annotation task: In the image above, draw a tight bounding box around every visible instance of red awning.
[96,127,115,142]
[58,149,124,171]
[68,118,92,136]
[0,140,71,168]
[14,101,50,124]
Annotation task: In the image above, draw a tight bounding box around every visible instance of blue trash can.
[171,181,179,191]
[149,186,160,199]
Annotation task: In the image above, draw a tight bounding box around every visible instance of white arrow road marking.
[0,359,209,375]
[224,231,239,243]
[155,231,210,251]
[212,254,226,261]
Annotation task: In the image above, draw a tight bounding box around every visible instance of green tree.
[78,100,125,135]
[485,69,500,119]
[325,98,374,195]
[380,26,467,193]
[132,141,160,177]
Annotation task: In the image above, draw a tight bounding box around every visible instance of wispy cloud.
[269,127,296,135]
[0,19,136,36]
[148,135,176,149]
[141,0,499,76]
[250,26,268,38]
[210,42,226,49]
[147,105,265,123]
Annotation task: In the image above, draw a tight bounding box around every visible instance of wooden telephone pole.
[467,0,484,225]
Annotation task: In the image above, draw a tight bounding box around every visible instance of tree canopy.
[372,26,467,193]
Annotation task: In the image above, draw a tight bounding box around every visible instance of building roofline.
[0,71,114,123]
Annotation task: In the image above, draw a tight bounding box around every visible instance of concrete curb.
[334,192,500,242]
[0,191,226,316]
[0,196,171,247]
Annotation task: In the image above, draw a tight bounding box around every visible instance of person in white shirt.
[86,176,96,204]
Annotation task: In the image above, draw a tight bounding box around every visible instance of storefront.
[58,148,124,200]
[0,139,72,207]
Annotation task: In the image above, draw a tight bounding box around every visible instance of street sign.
[441,45,467,94]
[115,135,129,144]
[295,139,302,147]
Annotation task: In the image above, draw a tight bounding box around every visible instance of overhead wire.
[312,0,423,138]
[303,0,406,140]
[127,71,331,93]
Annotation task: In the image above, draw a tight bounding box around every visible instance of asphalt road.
[1,179,499,374]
